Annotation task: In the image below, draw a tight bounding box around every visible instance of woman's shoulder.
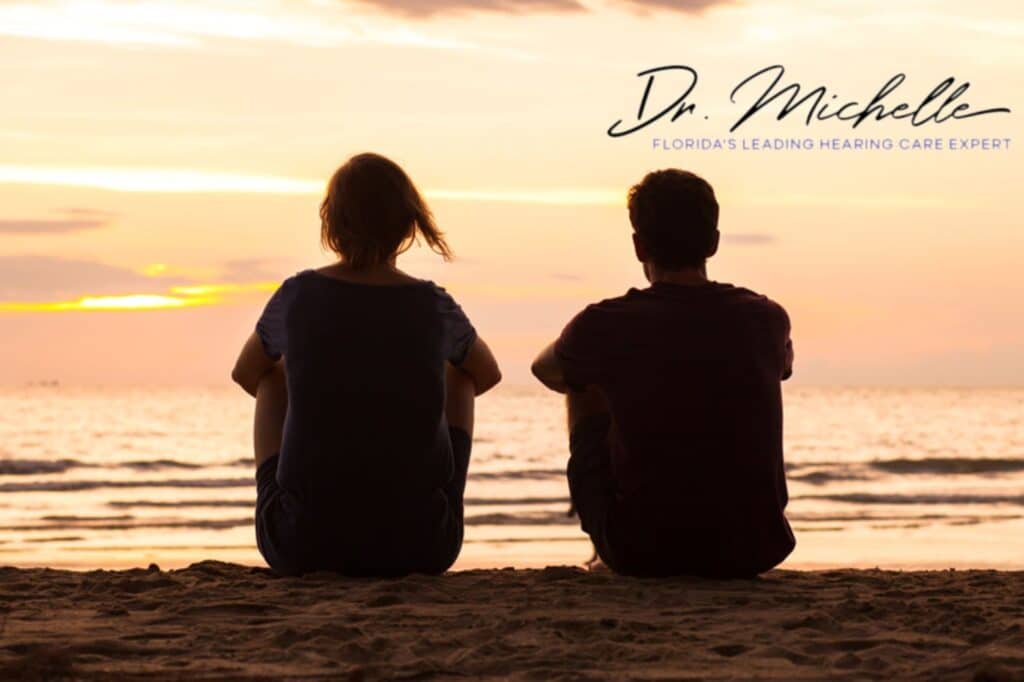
[269,269,313,295]
[298,265,439,289]
[429,283,474,322]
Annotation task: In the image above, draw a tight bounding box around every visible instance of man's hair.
[320,152,451,269]
[627,169,719,270]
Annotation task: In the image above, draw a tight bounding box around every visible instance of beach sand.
[1,562,1022,680]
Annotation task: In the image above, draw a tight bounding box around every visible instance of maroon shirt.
[555,280,795,573]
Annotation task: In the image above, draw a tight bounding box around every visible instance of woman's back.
[257,269,477,517]
[234,153,501,576]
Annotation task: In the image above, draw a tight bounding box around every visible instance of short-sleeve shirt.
[555,281,795,568]
[255,269,476,517]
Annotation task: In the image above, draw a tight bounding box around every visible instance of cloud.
[63,208,117,218]
[0,255,160,301]
[346,0,731,16]
[0,255,280,312]
[0,219,105,234]
[0,0,735,55]
[218,258,294,283]
[723,232,776,244]
[345,0,584,17]
[613,0,733,13]
[0,208,117,235]
[0,0,483,50]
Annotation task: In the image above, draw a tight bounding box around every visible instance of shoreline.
[2,562,1022,680]
[7,556,1024,572]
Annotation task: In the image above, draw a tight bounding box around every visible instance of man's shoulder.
[569,287,652,323]
[713,281,782,307]
[573,283,789,322]
[723,284,790,327]
[557,289,646,343]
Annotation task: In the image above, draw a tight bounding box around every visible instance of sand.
[1,562,1022,680]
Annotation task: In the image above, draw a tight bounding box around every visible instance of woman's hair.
[319,153,452,269]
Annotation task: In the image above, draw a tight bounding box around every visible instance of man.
[532,169,795,578]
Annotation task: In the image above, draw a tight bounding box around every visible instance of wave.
[0,458,83,475]
[463,536,587,545]
[463,496,569,506]
[469,468,564,481]
[42,514,132,522]
[465,511,578,526]
[867,457,1024,475]
[800,492,1024,506]
[104,495,572,510]
[24,535,85,543]
[9,517,253,532]
[785,457,1024,485]
[107,500,253,509]
[0,477,253,493]
[787,469,870,485]
[0,457,251,476]
[20,511,577,532]
[121,459,203,470]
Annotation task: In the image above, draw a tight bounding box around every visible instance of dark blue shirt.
[256,269,476,518]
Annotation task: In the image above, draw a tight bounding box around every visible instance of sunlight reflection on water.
[1,385,1022,570]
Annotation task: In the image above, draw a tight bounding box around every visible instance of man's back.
[555,280,795,576]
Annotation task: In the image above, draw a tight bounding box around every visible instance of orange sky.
[1,0,1021,386]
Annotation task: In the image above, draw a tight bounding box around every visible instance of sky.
[1,0,1021,386]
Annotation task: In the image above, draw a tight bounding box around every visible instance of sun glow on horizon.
[0,294,206,312]
[0,279,612,313]
[168,282,278,297]
[1,0,1021,385]
[0,281,279,313]
[0,164,628,205]
[0,165,322,195]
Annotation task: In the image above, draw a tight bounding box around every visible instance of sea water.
[1,385,1021,570]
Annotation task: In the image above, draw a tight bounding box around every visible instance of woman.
[231,153,501,577]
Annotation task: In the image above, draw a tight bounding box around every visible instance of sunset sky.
[1,0,1021,386]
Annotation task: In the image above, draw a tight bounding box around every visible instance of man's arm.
[781,338,794,381]
[531,341,571,394]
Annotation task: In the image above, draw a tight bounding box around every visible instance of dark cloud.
[0,208,117,235]
[614,0,732,13]
[345,0,728,17]
[0,219,106,234]
[0,255,159,301]
[346,0,582,17]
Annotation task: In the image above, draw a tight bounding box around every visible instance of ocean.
[1,385,1022,571]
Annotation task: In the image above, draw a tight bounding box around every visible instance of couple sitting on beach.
[231,153,795,579]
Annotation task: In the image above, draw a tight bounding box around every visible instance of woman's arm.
[231,331,279,398]
[455,336,502,396]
